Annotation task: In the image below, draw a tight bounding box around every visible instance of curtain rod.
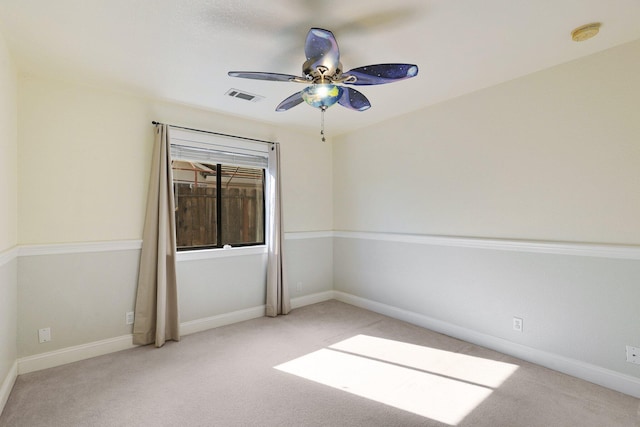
[152,121,275,145]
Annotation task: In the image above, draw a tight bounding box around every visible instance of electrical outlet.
[38,327,51,343]
[512,317,523,332]
[296,281,302,293]
[126,311,135,325]
[626,345,640,364]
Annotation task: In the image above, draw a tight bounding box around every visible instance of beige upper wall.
[334,39,640,245]
[18,75,332,245]
[17,38,640,246]
[0,29,17,252]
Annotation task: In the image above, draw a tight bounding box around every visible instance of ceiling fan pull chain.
[320,107,326,142]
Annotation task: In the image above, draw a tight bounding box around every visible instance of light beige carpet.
[1,300,638,426]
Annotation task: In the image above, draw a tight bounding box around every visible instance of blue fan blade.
[338,87,371,111]
[304,28,340,66]
[228,71,299,82]
[343,64,418,85]
[276,91,305,111]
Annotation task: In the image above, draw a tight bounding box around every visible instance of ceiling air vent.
[225,88,264,102]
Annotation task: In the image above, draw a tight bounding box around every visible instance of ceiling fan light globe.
[302,84,343,109]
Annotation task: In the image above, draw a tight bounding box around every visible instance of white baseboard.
[181,291,336,335]
[15,291,333,376]
[17,308,266,374]
[10,291,639,401]
[18,335,137,375]
[180,305,266,336]
[333,291,640,399]
[0,361,18,416]
[291,290,335,309]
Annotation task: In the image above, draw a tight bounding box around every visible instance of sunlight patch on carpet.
[274,335,519,425]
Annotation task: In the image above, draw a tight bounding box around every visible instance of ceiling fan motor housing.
[303,58,343,83]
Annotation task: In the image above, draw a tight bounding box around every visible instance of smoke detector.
[571,23,601,42]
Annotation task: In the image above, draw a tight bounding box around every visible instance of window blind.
[169,127,270,168]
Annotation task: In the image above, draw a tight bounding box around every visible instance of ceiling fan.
[228,28,418,139]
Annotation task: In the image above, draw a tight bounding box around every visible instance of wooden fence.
[174,184,264,248]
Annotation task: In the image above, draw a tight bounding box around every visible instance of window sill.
[176,245,267,262]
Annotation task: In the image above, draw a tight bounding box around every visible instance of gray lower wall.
[178,237,333,322]
[16,236,333,358]
[177,253,268,323]
[286,237,334,297]
[333,236,640,378]
[18,249,141,358]
[13,233,640,388]
[0,256,17,384]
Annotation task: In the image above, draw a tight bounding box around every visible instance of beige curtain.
[132,124,180,347]
[265,143,291,316]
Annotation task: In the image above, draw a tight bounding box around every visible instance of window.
[168,128,269,251]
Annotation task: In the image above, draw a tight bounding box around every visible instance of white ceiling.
[1,0,640,136]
